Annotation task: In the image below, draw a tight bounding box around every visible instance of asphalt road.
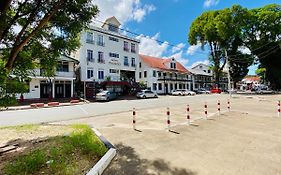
[0,94,227,126]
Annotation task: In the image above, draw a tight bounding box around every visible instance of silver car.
[136,90,158,99]
[95,91,117,101]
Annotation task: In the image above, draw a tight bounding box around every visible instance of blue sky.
[94,0,281,74]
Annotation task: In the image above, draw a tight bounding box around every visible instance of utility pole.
[225,49,232,98]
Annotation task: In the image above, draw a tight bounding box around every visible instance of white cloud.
[238,46,252,55]
[203,0,219,8]
[190,60,209,68]
[136,33,169,57]
[94,0,155,25]
[172,43,185,53]
[187,44,201,55]
[170,51,189,66]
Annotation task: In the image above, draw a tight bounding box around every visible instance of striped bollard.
[187,104,190,125]
[227,99,230,112]
[218,100,221,115]
[132,108,136,130]
[277,100,281,117]
[204,102,208,119]
[167,107,171,131]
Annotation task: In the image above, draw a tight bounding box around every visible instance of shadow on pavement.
[104,143,197,175]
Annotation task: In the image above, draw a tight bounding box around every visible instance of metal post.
[204,102,208,119]
[218,100,221,115]
[133,108,136,130]
[187,104,190,125]
[167,107,171,131]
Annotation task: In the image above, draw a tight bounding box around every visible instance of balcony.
[86,39,94,44]
[97,41,105,46]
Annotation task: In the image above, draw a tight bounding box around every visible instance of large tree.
[0,0,99,106]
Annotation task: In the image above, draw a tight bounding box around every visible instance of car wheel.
[154,95,158,98]
[143,95,146,99]
[188,93,191,96]
[106,97,110,101]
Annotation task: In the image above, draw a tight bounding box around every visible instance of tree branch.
[5,0,65,71]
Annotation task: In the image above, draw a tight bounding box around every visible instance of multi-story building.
[138,54,192,94]
[190,63,213,90]
[18,55,78,99]
[74,16,140,98]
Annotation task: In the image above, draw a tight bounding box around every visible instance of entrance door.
[164,83,168,94]
[40,83,51,98]
[65,84,71,98]
[55,84,64,98]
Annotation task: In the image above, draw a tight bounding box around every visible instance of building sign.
[109,59,121,65]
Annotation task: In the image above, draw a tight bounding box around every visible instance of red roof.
[243,76,260,82]
[139,54,190,73]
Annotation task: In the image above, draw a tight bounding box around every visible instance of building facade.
[190,63,213,90]
[138,54,192,94]
[18,55,78,100]
[74,17,140,98]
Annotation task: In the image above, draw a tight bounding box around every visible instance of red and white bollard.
[187,104,190,125]
[204,102,208,119]
[132,108,136,130]
[277,100,281,117]
[227,99,230,112]
[167,107,171,131]
[217,100,221,115]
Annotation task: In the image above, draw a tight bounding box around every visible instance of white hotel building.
[138,54,192,94]
[74,17,140,98]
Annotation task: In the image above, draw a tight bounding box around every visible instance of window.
[158,72,162,77]
[131,43,136,53]
[57,62,69,72]
[153,70,156,77]
[158,83,162,90]
[109,69,119,74]
[109,52,119,58]
[170,62,176,69]
[98,70,104,80]
[179,84,182,89]
[108,24,118,32]
[124,56,129,66]
[97,35,104,46]
[109,36,119,42]
[124,41,129,51]
[153,83,157,91]
[87,50,93,62]
[131,58,136,67]
[87,69,94,79]
[139,72,142,78]
[175,83,178,89]
[170,84,173,91]
[144,71,147,78]
[98,52,104,63]
[86,32,94,44]
[139,62,142,68]
[208,70,211,73]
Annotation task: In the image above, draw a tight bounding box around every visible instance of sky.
[93,0,281,74]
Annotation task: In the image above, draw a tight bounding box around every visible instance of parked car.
[181,89,196,96]
[95,91,117,101]
[210,88,222,94]
[136,90,158,99]
[171,89,185,96]
[196,88,211,94]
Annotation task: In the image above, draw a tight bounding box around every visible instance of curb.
[87,127,116,175]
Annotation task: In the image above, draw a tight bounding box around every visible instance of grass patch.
[0,124,40,131]
[3,124,108,175]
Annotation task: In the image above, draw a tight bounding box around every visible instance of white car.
[182,90,196,96]
[136,90,158,99]
[171,89,185,96]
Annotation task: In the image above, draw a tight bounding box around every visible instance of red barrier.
[187,104,190,125]
[133,108,136,130]
[204,102,208,119]
[30,103,44,108]
[167,107,171,131]
[218,100,221,115]
[48,102,59,107]
[70,100,80,104]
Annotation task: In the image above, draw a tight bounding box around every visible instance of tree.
[256,67,266,84]
[241,4,281,89]
[0,0,99,106]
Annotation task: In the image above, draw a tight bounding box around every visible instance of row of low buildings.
[18,17,228,100]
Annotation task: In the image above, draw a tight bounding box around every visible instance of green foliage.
[3,125,108,175]
[188,4,280,89]
[0,0,99,106]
